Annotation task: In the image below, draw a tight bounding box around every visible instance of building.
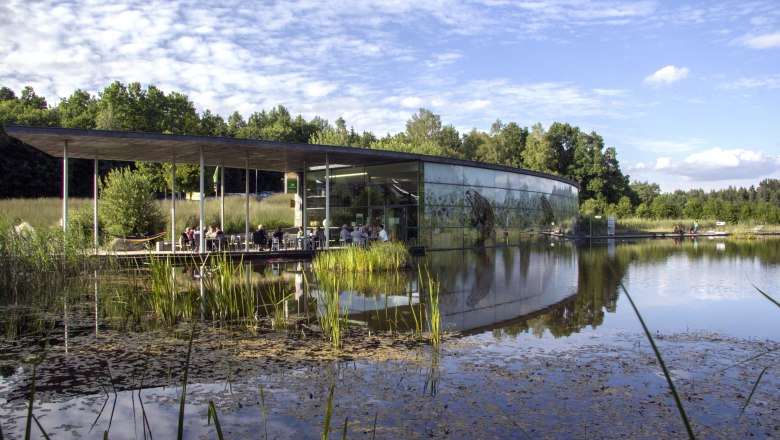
[5,126,579,251]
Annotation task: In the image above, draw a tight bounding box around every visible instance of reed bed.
[199,253,255,325]
[311,242,410,273]
[420,266,441,346]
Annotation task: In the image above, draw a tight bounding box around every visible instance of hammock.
[109,232,166,244]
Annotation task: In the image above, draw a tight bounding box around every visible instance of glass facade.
[304,161,579,249]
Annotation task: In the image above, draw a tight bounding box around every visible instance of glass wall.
[304,161,579,249]
[420,163,579,249]
[305,162,421,243]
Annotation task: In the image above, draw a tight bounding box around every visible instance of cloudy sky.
[1,0,779,192]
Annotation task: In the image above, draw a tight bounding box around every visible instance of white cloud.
[632,138,705,154]
[736,31,780,49]
[719,75,780,90]
[652,148,780,181]
[643,65,690,87]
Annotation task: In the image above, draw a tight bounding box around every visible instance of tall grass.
[259,282,293,331]
[200,253,255,325]
[312,242,410,273]
[420,266,441,346]
[308,271,351,348]
[0,193,294,237]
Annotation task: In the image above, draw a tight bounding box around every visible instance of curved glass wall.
[305,161,579,249]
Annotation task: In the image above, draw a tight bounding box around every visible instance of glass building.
[304,160,579,250]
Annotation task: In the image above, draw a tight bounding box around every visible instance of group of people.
[179,225,227,251]
[340,223,388,246]
[179,223,388,252]
[673,220,700,235]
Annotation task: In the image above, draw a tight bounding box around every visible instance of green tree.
[630,181,661,206]
[99,167,165,236]
[521,123,557,175]
[476,120,527,167]
[57,89,98,128]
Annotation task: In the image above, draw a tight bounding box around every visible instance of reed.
[308,271,350,348]
[311,242,410,273]
[323,385,336,440]
[420,265,441,346]
[200,253,255,325]
[177,322,197,440]
[207,401,225,440]
[613,273,695,439]
[259,282,293,331]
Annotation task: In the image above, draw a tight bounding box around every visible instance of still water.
[1,237,778,438]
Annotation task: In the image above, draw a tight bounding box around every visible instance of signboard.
[607,217,615,236]
[286,179,298,193]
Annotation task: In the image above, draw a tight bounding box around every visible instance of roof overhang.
[3,125,580,189]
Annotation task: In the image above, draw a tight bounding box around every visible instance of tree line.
[1,81,779,223]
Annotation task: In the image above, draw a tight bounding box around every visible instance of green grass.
[612,217,779,234]
[0,193,294,236]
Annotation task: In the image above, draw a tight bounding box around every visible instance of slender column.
[302,162,307,240]
[199,146,205,252]
[171,156,176,253]
[220,165,225,231]
[325,154,330,249]
[93,156,99,250]
[62,141,69,234]
[245,155,250,251]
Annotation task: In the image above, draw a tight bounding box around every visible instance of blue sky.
[1,0,778,192]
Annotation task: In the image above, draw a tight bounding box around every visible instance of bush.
[100,167,165,236]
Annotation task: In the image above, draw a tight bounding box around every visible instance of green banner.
[286,179,298,193]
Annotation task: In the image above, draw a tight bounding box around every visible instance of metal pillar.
[199,146,205,252]
[325,154,330,249]
[171,157,176,253]
[220,165,225,231]
[245,155,250,251]
[302,162,307,236]
[93,156,99,250]
[62,141,69,234]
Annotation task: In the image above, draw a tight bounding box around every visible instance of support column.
[171,156,176,253]
[245,155,250,252]
[220,165,225,231]
[325,154,330,249]
[93,156,99,250]
[62,141,69,234]
[199,146,205,252]
[302,162,307,238]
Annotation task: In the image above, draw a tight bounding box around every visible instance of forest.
[1,81,779,224]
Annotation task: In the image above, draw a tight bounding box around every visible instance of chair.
[270,236,280,251]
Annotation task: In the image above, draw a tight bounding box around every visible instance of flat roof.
[4,125,579,188]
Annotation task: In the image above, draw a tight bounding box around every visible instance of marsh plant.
[312,242,410,273]
[146,255,198,324]
[259,282,293,330]
[309,271,351,348]
[420,265,441,346]
[200,253,255,325]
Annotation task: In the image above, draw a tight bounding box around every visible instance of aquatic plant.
[200,253,255,325]
[420,266,441,346]
[259,281,293,331]
[312,242,410,273]
[207,401,225,440]
[737,284,779,415]
[177,323,196,440]
[614,275,694,439]
[308,271,351,348]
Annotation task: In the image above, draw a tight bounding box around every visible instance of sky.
[1,0,779,192]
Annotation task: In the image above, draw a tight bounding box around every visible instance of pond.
[1,237,779,438]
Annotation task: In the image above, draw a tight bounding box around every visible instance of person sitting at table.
[351,225,365,246]
[314,226,325,249]
[179,226,192,249]
[215,227,227,251]
[192,227,201,251]
[340,224,352,245]
[377,224,389,242]
[253,224,267,250]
